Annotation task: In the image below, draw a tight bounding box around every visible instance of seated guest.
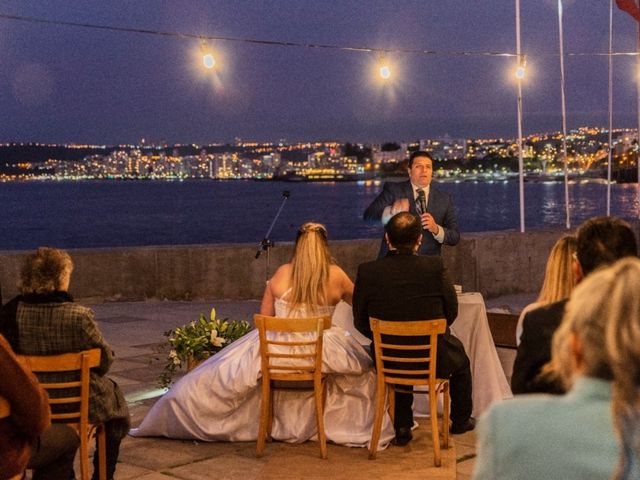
[512,216,637,394]
[515,234,576,345]
[0,247,129,480]
[604,258,640,480]
[473,258,639,479]
[353,212,473,445]
[131,223,395,448]
[0,333,79,480]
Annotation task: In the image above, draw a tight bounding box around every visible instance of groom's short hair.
[385,212,421,250]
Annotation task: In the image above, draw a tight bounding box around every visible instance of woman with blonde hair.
[515,234,577,345]
[260,222,353,317]
[133,222,394,448]
[605,257,640,480]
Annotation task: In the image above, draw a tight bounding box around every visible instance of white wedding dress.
[130,298,394,449]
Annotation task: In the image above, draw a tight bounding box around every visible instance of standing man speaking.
[363,150,459,257]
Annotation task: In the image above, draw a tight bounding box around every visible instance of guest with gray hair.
[0,247,129,480]
[473,257,640,479]
[604,257,640,480]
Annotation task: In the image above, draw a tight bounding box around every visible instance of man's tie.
[416,189,427,214]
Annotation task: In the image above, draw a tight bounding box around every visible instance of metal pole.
[516,0,525,233]
[607,0,614,215]
[637,11,640,218]
[558,0,571,229]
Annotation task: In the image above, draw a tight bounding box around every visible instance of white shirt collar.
[410,182,430,199]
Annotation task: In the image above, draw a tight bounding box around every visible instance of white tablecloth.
[333,292,513,419]
[448,292,513,417]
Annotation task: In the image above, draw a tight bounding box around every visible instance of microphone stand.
[255,190,290,284]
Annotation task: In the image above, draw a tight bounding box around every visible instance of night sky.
[1,1,640,144]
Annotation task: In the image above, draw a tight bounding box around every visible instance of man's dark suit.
[363,180,459,256]
[511,299,568,394]
[353,252,472,429]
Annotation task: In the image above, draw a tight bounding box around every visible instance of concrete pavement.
[89,296,525,479]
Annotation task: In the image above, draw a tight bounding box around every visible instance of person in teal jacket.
[604,257,640,480]
[473,257,640,480]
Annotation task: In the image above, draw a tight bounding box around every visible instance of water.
[1,180,639,250]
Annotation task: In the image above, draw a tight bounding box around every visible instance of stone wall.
[1,222,638,303]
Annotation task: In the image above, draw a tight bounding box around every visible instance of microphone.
[417,189,427,214]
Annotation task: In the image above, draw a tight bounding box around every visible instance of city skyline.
[2,1,640,144]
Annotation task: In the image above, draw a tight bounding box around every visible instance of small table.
[448,292,513,417]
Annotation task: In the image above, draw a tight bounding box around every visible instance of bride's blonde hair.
[288,222,332,313]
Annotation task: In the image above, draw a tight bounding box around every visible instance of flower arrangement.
[159,307,252,388]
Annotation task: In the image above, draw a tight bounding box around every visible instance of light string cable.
[2,12,640,58]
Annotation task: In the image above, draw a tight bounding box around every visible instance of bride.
[131,223,393,448]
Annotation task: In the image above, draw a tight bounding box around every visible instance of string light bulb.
[377,52,391,80]
[515,56,526,80]
[200,39,216,70]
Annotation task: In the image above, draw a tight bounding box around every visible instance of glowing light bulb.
[203,53,216,69]
[515,65,525,79]
[379,65,391,80]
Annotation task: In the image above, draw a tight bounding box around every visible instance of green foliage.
[158,307,252,389]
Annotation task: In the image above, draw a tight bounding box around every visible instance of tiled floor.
[85,298,518,479]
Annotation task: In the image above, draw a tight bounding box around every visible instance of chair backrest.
[17,349,101,430]
[369,318,446,387]
[254,314,330,383]
[0,395,10,419]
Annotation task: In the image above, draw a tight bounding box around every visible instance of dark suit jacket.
[511,299,568,394]
[352,252,468,378]
[363,180,460,257]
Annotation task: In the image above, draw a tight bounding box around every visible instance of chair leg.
[369,381,387,460]
[314,379,328,459]
[429,388,441,467]
[96,425,107,480]
[442,381,450,449]
[388,386,396,425]
[79,426,90,480]
[256,379,271,457]
[266,389,274,442]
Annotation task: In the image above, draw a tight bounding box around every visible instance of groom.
[353,212,473,445]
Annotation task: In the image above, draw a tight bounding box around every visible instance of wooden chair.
[18,349,107,480]
[254,314,331,459]
[368,317,450,466]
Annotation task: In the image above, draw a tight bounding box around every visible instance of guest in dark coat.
[363,150,459,257]
[0,247,130,480]
[511,216,638,394]
[353,212,473,445]
[0,333,79,480]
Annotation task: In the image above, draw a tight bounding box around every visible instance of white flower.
[169,350,181,365]
[210,329,226,348]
